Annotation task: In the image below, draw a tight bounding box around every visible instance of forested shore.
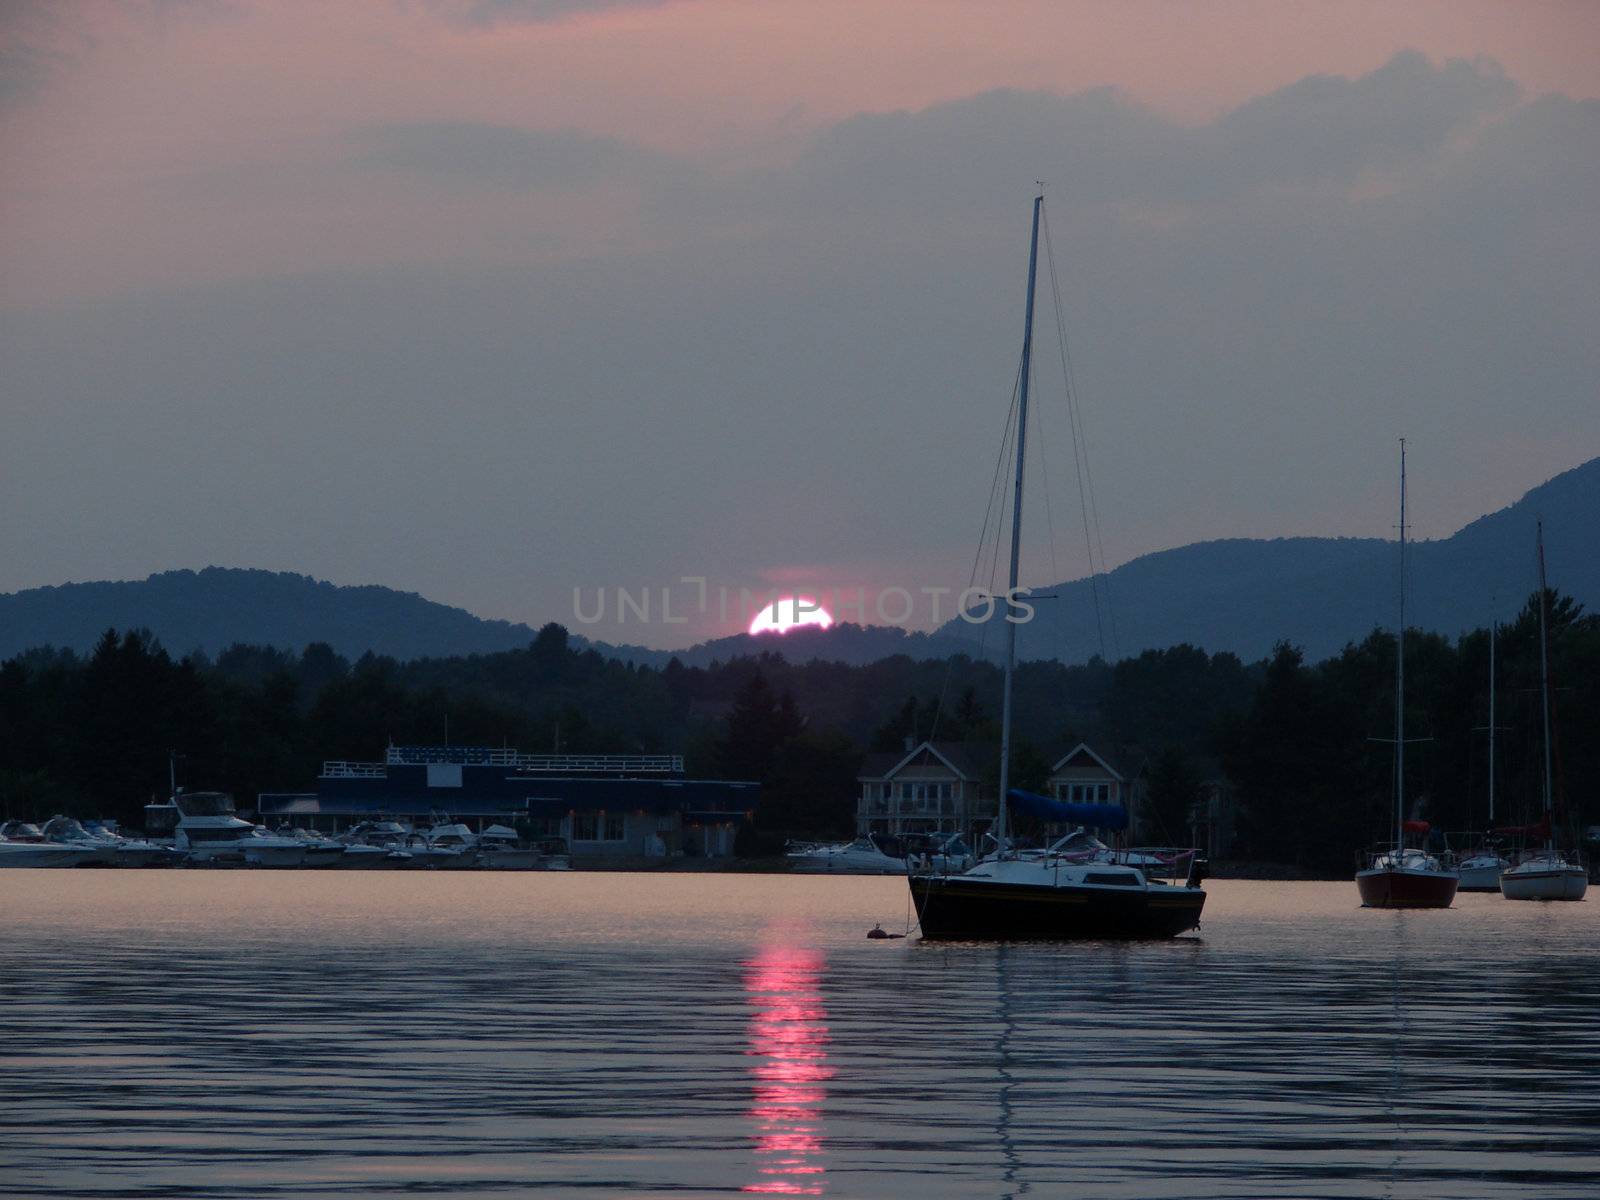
[2,591,1594,875]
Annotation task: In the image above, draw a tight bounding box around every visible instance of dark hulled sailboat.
[1355,441,1458,909]
[909,194,1205,941]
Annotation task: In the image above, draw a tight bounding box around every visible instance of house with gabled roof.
[856,740,997,841]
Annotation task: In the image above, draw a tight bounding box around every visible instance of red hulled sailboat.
[1355,441,1458,909]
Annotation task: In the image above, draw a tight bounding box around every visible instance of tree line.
[1,593,1594,873]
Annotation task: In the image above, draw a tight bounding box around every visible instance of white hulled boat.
[475,825,539,869]
[153,791,308,866]
[0,820,100,867]
[1500,523,1586,902]
[787,834,907,875]
[1457,619,1509,891]
[339,821,415,868]
[41,815,177,868]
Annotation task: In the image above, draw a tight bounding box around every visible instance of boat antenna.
[995,192,1043,853]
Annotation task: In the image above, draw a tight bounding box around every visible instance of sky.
[2,0,1597,647]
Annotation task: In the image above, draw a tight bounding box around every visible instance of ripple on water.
[0,874,1597,1198]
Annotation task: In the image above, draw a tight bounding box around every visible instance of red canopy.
[1401,820,1431,834]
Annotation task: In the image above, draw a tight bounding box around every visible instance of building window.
[573,813,598,841]
[603,813,626,841]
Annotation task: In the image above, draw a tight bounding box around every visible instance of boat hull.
[476,849,540,870]
[910,874,1205,940]
[1456,862,1506,892]
[1500,865,1587,902]
[1355,867,1458,908]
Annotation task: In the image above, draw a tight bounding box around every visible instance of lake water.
[2,873,1597,1198]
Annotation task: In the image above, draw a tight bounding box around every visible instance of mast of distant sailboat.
[1393,439,1407,854]
[994,192,1043,854]
[1488,619,1496,824]
[1536,521,1554,861]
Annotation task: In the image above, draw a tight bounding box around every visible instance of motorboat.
[475,824,539,869]
[339,821,415,868]
[787,834,906,874]
[41,815,177,868]
[281,827,348,868]
[902,832,977,874]
[154,791,307,866]
[407,823,477,869]
[0,820,100,867]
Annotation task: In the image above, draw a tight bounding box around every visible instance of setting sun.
[748,597,834,636]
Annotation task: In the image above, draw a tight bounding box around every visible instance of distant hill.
[0,568,540,663]
[938,454,1600,663]
[2,457,1595,667]
[0,566,975,667]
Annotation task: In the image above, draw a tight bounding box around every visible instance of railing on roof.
[321,761,387,779]
[380,746,683,773]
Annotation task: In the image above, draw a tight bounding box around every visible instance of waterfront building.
[258,745,758,858]
[855,741,996,842]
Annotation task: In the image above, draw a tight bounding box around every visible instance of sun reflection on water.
[743,943,832,1195]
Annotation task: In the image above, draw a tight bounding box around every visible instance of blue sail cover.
[1007,788,1129,830]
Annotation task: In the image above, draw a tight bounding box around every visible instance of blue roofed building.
[258,745,759,859]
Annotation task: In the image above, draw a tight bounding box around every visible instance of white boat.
[155,791,308,866]
[1457,850,1510,892]
[475,824,539,870]
[1500,853,1588,901]
[282,827,348,868]
[339,821,415,868]
[0,821,100,867]
[787,834,906,874]
[1500,523,1586,902]
[906,194,1205,940]
[1457,619,1509,891]
[41,815,177,868]
[409,823,477,869]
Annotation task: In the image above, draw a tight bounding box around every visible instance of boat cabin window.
[176,793,237,817]
[1084,871,1140,886]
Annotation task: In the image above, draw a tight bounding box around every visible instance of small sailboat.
[1500,523,1587,902]
[908,193,1205,940]
[1457,620,1509,891]
[1355,441,1458,909]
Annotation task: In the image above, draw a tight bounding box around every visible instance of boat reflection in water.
[744,944,831,1196]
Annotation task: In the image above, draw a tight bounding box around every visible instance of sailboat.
[1499,523,1587,902]
[1354,441,1459,909]
[1457,619,1509,891]
[908,194,1206,941]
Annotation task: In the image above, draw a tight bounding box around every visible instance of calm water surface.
[2,874,1597,1198]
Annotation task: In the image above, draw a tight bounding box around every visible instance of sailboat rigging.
[908,193,1206,940]
[1499,522,1588,901]
[1354,440,1459,909]
[1457,619,1510,891]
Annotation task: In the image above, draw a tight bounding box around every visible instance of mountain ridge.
[3,456,1595,667]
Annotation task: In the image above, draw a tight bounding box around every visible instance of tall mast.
[1487,620,1496,824]
[1536,521,1554,857]
[995,193,1043,851]
[1394,439,1406,851]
